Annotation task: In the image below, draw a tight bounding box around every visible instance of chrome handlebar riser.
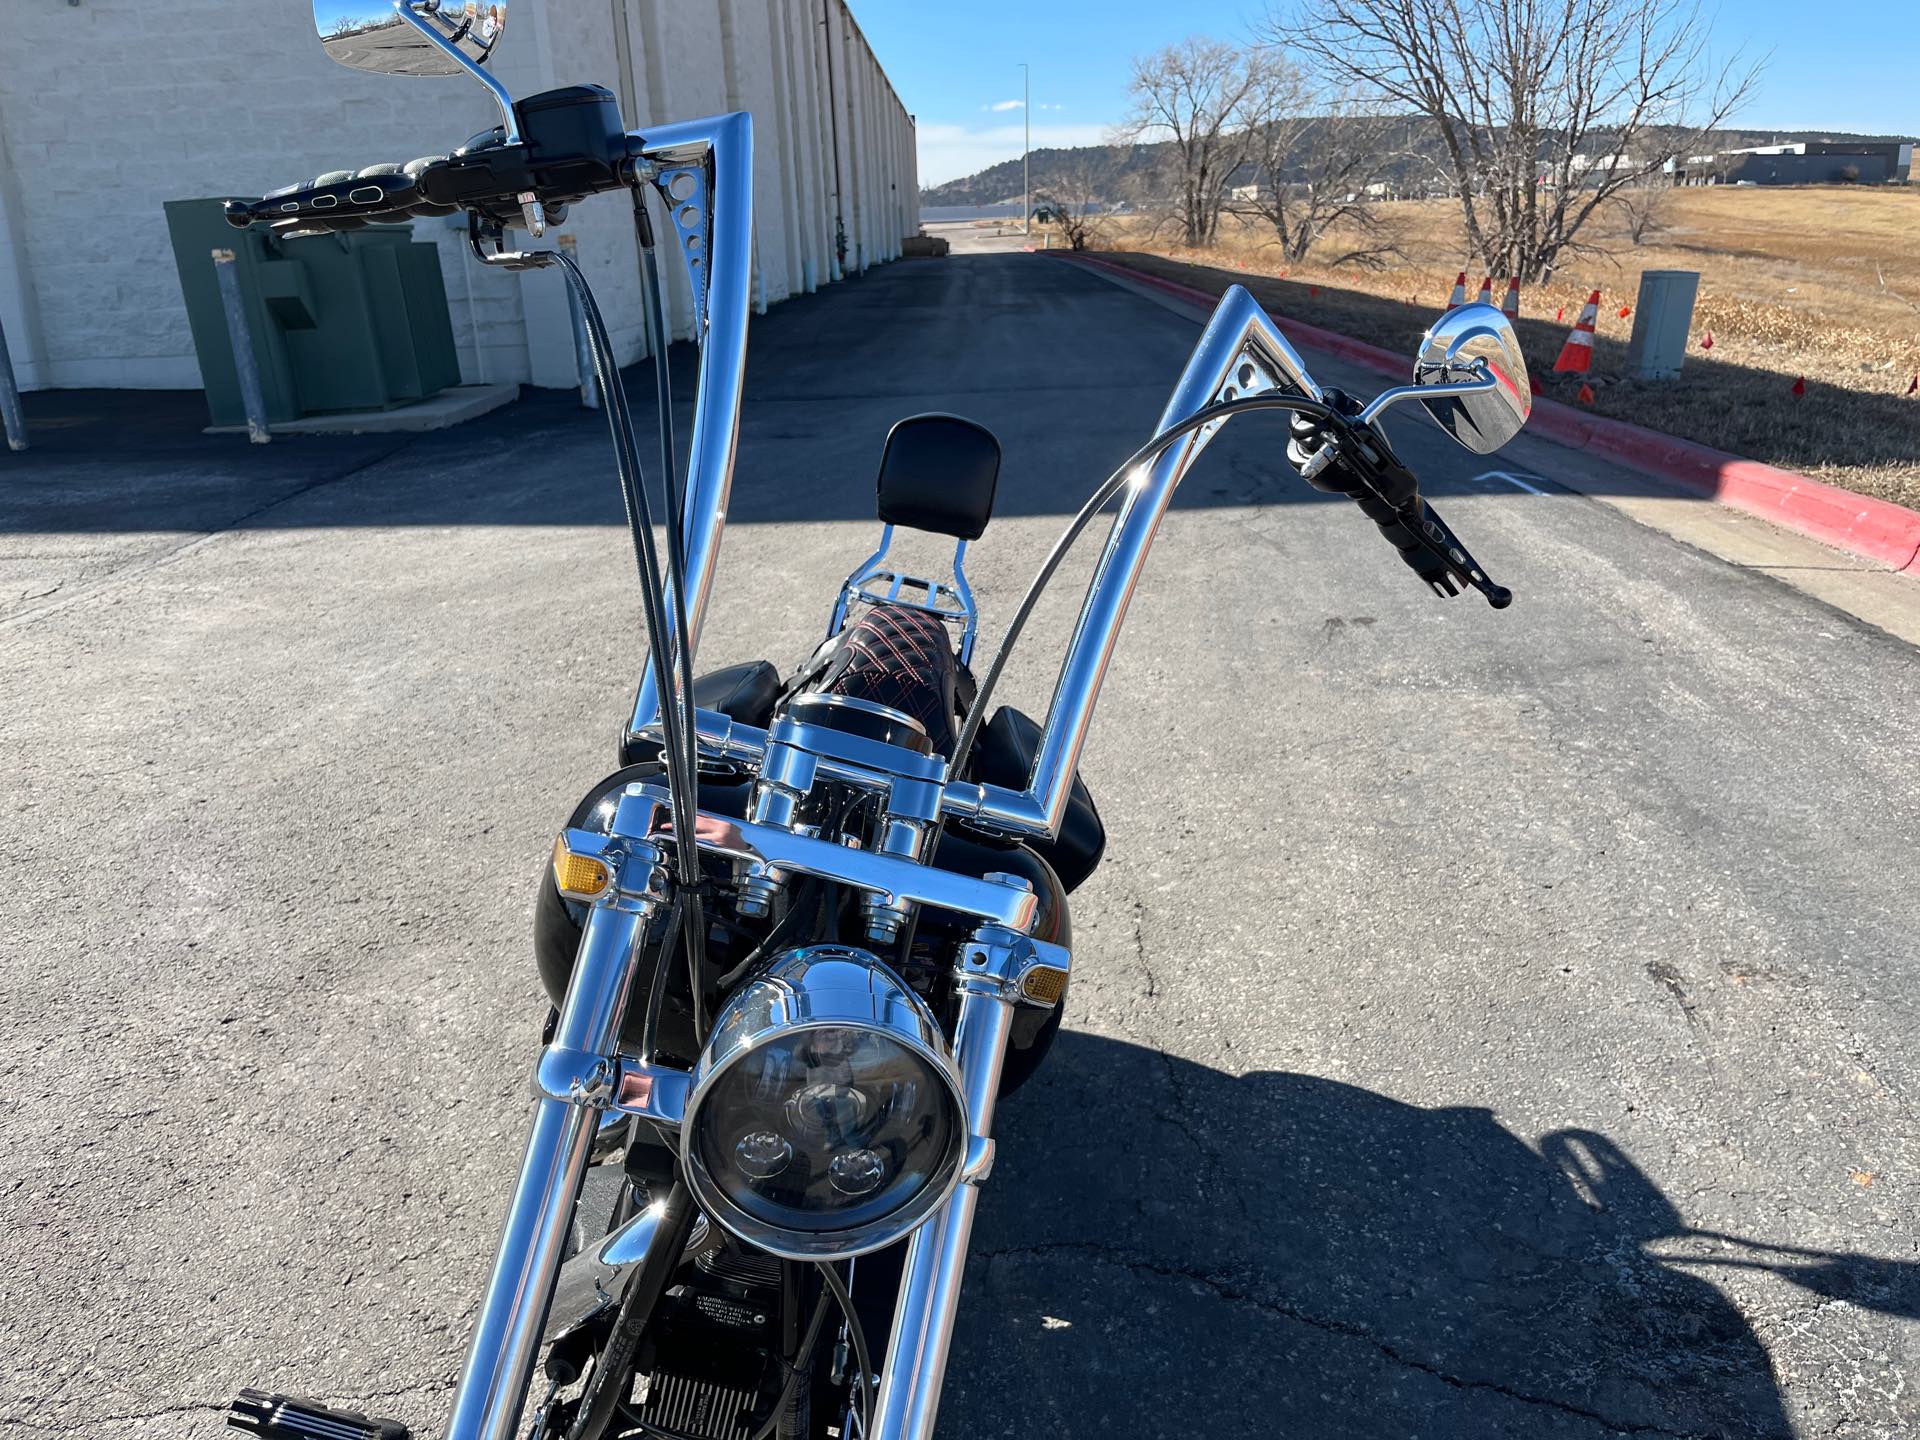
[607,782,1041,934]
[624,112,754,750]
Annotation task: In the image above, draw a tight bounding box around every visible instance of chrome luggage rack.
[826,525,980,664]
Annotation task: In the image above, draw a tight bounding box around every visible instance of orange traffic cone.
[1501,277,1520,318]
[1553,291,1601,374]
[1577,383,1596,405]
[1476,276,1494,307]
[1447,271,1468,309]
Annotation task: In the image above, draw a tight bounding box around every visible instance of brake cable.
[818,1260,875,1432]
[949,391,1339,772]
[546,239,711,1044]
[630,185,711,1046]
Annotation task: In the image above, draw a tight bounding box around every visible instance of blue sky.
[851,0,1917,186]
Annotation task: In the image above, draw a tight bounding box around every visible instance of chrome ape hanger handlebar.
[623,267,1436,842]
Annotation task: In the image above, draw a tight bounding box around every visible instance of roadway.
[2,249,1915,1438]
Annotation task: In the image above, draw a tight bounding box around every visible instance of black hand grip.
[223,157,454,231]
[225,171,414,229]
[1286,405,1511,608]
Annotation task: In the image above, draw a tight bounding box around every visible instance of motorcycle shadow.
[941,1029,1911,1440]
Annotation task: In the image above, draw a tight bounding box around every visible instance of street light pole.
[1020,62,1030,236]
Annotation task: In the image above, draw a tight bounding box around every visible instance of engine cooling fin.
[695,1245,783,1289]
[630,1372,757,1439]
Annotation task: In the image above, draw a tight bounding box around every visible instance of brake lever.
[1306,410,1512,611]
[1409,499,1512,609]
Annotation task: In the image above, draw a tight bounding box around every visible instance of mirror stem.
[1356,370,1497,427]
[393,0,521,143]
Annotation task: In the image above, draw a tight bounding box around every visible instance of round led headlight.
[680,946,969,1259]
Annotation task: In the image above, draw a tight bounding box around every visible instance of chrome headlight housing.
[679,945,968,1259]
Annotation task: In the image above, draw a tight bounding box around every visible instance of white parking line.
[1476,470,1551,496]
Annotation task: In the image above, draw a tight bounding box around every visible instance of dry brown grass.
[1079,187,1920,508]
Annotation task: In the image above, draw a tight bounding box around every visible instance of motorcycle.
[227,6,1531,1439]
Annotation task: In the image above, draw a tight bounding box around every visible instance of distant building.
[1671,140,1913,187]
[1567,151,1639,183]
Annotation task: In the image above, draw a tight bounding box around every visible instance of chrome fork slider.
[445,843,667,1440]
[870,930,1037,1439]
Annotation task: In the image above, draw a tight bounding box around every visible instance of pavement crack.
[1127,892,1158,1000]
[0,1399,230,1434]
[1102,876,1237,1207]
[0,1377,453,1434]
[977,1241,1713,1439]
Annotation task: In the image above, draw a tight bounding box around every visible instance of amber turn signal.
[1021,966,1068,1006]
[552,835,614,900]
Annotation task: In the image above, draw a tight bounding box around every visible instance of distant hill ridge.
[920,124,1912,206]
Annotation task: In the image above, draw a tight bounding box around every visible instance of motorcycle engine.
[631,1241,789,1439]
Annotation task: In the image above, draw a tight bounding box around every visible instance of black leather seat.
[813,603,963,756]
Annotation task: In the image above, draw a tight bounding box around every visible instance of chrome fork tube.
[870,977,1016,1440]
[445,894,658,1440]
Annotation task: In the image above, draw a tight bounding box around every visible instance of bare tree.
[1265,0,1759,280]
[1238,63,1399,266]
[1035,150,1116,252]
[1615,173,1671,245]
[1122,38,1275,247]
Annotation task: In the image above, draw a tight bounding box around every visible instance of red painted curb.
[1058,251,1920,575]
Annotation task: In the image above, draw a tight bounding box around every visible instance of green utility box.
[166,198,461,427]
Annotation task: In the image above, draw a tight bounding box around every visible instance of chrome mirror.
[314,1,506,78]
[1412,303,1530,454]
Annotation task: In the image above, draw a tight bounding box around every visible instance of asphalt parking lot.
[3,251,1916,1438]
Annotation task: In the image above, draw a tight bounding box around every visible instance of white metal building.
[0,0,917,393]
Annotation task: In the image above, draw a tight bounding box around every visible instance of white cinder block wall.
[0,0,917,393]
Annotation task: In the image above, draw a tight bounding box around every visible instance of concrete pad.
[205,383,520,437]
[922,220,1035,256]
